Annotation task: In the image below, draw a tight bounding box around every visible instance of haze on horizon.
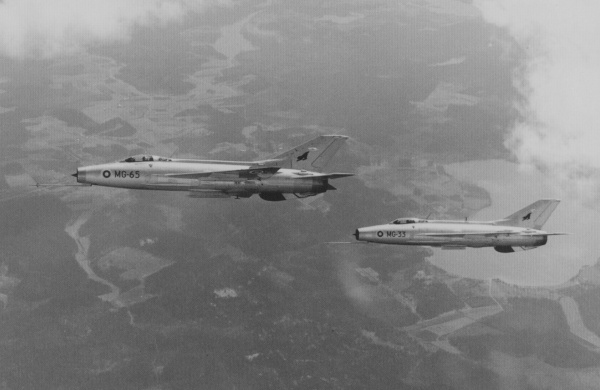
[0,0,226,59]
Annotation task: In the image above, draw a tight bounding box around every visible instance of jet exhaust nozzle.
[71,171,78,178]
[353,229,360,241]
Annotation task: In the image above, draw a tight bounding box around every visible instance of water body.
[65,212,122,306]
[428,159,600,286]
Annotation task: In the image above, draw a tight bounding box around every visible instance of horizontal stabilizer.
[293,172,354,180]
[323,173,354,180]
[520,232,570,236]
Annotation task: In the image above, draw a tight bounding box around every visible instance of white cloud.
[0,0,213,59]
[475,0,600,205]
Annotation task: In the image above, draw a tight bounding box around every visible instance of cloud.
[475,0,600,205]
[0,0,216,59]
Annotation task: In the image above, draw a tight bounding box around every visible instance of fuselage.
[355,220,548,248]
[74,159,329,195]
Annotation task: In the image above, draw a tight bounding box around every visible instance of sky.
[0,0,223,59]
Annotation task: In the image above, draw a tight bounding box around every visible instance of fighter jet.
[354,199,566,253]
[72,135,353,201]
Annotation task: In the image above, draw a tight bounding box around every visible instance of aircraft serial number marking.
[386,231,406,238]
[114,170,141,179]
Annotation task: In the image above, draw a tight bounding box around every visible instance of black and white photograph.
[0,0,598,388]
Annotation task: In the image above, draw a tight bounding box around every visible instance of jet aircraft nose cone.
[353,229,360,241]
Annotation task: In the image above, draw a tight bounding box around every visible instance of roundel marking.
[377,231,384,237]
[102,170,111,178]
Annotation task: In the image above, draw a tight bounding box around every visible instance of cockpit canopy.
[390,218,428,225]
[121,154,172,163]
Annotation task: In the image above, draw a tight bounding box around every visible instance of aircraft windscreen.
[391,218,427,224]
[121,155,171,162]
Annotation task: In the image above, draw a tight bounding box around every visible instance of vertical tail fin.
[269,135,348,172]
[494,199,560,229]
